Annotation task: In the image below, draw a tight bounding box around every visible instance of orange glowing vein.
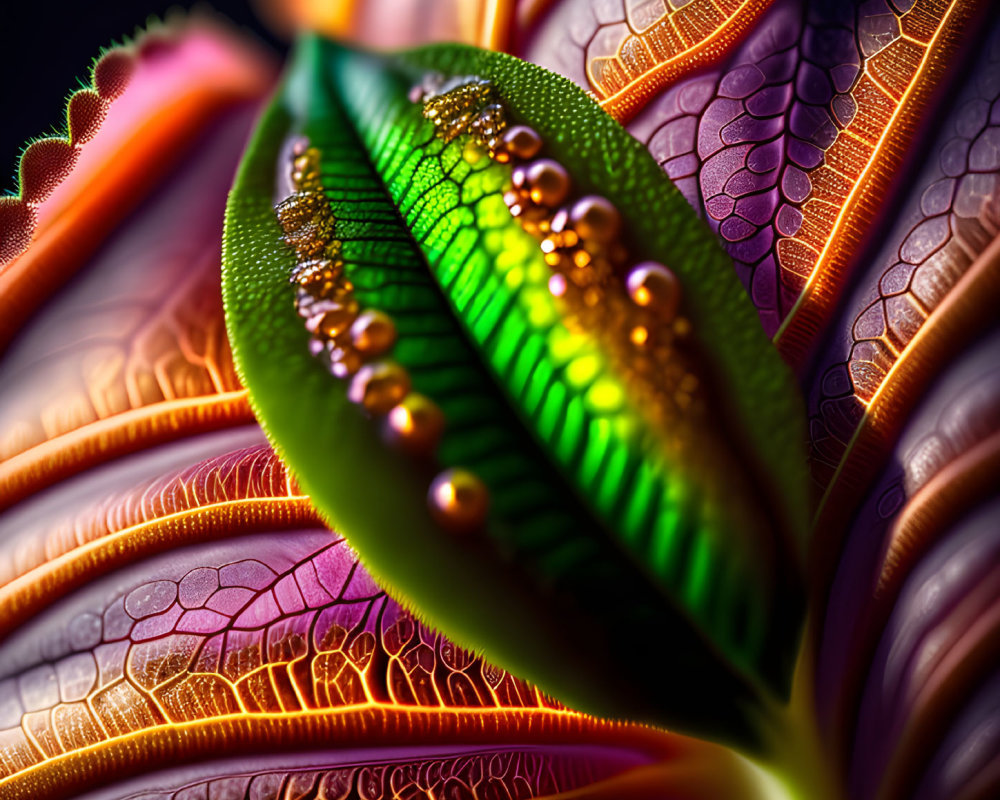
[596,0,777,121]
[0,495,320,636]
[0,391,254,511]
[0,705,649,786]
[775,0,964,349]
[808,233,1000,608]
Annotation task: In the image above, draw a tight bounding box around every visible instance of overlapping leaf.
[224,37,808,749]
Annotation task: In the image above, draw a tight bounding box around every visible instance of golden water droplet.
[626,262,681,320]
[570,196,621,245]
[498,125,542,161]
[348,362,411,415]
[630,326,650,346]
[315,301,360,339]
[350,310,397,357]
[385,393,445,455]
[521,159,570,207]
[329,347,363,378]
[428,468,489,533]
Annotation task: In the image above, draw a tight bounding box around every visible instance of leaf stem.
[747,625,844,800]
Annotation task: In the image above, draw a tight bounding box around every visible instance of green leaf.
[223,35,809,751]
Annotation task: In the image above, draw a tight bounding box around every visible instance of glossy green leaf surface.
[223,36,809,751]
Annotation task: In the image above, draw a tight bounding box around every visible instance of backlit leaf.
[224,37,808,749]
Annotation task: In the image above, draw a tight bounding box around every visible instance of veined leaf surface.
[223,37,808,749]
[0,22,773,798]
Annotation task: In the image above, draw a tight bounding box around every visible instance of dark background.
[0,1,287,196]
